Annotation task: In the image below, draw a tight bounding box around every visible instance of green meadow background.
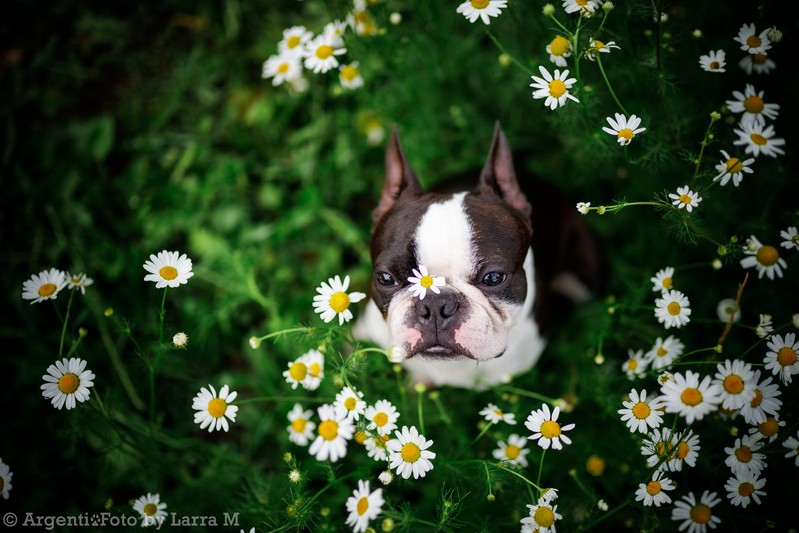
[3,0,798,531]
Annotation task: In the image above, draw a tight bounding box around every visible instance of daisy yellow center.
[667,301,681,316]
[632,402,651,420]
[420,275,434,289]
[540,420,562,439]
[680,387,702,406]
[534,506,555,528]
[743,95,764,114]
[308,363,321,377]
[316,45,334,60]
[355,430,369,444]
[548,80,567,98]
[344,397,357,411]
[549,36,570,56]
[628,358,638,370]
[357,496,370,516]
[678,194,692,205]
[646,480,662,495]
[749,133,768,146]
[723,374,744,394]
[738,482,755,497]
[318,420,339,441]
[690,504,712,525]
[159,265,178,280]
[661,277,672,289]
[505,444,521,459]
[750,389,763,407]
[746,35,762,48]
[593,40,605,49]
[58,373,80,394]
[576,0,589,5]
[493,408,504,417]
[39,283,57,297]
[586,455,605,475]
[676,441,690,459]
[735,445,752,463]
[401,442,421,463]
[329,291,351,313]
[655,440,673,459]
[618,129,634,141]
[657,347,668,357]
[758,417,779,437]
[289,362,307,382]
[291,418,307,433]
[286,35,301,49]
[725,157,744,174]
[277,63,289,74]
[753,53,768,65]
[208,398,227,418]
[755,245,779,266]
[143,503,157,516]
[709,61,720,70]
[470,0,490,8]
[374,412,389,426]
[341,65,358,81]
[777,347,797,367]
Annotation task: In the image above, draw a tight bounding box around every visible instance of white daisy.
[492,434,530,467]
[407,265,445,300]
[665,428,701,472]
[308,404,354,462]
[641,427,673,471]
[0,459,13,500]
[364,399,400,436]
[262,54,302,87]
[455,0,508,25]
[303,33,346,74]
[699,49,726,72]
[66,272,94,295]
[386,425,436,479]
[282,350,325,391]
[650,266,675,292]
[525,403,576,450]
[780,226,799,250]
[734,23,772,55]
[668,186,702,212]
[520,500,562,533]
[324,19,348,44]
[740,235,787,280]
[22,268,67,304]
[748,415,785,444]
[339,62,364,89]
[546,35,572,67]
[725,84,780,126]
[724,471,766,508]
[739,370,782,425]
[716,298,741,323]
[756,313,774,338]
[618,389,665,434]
[713,359,756,410]
[733,121,786,158]
[634,470,675,507]
[192,384,239,433]
[654,289,692,329]
[143,250,194,289]
[576,201,591,215]
[335,386,367,422]
[671,491,722,533]
[562,0,598,17]
[764,333,799,385]
[364,434,391,462]
[313,275,366,325]
[739,52,776,75]
[347,2,377,36]
[602,113,646,146]
[171,332,188,348]
[278,26,312,56]
[659,370,722,424]
[378,470,393,485]
[40,357,95,410]
[645,335,685,370]
[622,348,648,379]
[287,403,316,446]
[530,65,579,110]
[345,480,384,533]
[783,430,799,466]
[480,403,517,425]
[714,150,754,187]
[585,37,620,61]
[724,434,766,477]
[132,493,168,527]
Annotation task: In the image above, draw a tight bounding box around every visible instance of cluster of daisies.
[261,0,380,91]
[699,22,780,76]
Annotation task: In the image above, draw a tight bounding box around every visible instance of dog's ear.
[476,121,532,222]
[372,125,423,223]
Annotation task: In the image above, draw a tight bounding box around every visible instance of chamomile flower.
[783,430,799,466]
[364,400,400,436]
[668,186,702,212]
[546,35,572,67]
[646,335,685,370]
[576,201,591,215]
[713,359,756,410]
[364,434,391,462]
[530,65,579,110]
[278,26,312,56]
[756,313,774,338]
[345,480,384,533]
[303,33,346,74]
[666,429,701,472]
[525,403,576,450]
[734,23,772,55]
[480,403,517,425]
[0,459,13,500]
[262,54,302,87]
[492,434,530,467]
[714,150,754,187]
[740,235,787,280]
[313,275,366,325]
[192,384,239,433]
[622,348,649,379]
[585,37,620,61]
[650,266,675,292]
[562,0,598,17]
[335,386,367,422]
[635,470,675,507]
[671,491,722,533]
[748,415,785,444]
[764,333,799,385]
[725,85,780,126]
[660,370,722,424]
[143,250,194,289]
[724,434,766,477]
[386,425,436,479]
[339,62,364,89]
[133,493,168,527]
[602,113,646,146]
[309,404,354,462]
[618,389,665,434]
[739,52,776,75]
[172,332,188,348]
[456,0,508,25]
[407,265,445,300]
[725,471,766,508]
[287,403,316,446]
[40,357,95,410]
[283,351,324,391]
[22,268,67,304]
[699,49,726,72]
[378,470,393,485]
[781,226,799,250]
[66,272,93,294]
[739,370,782,425]
[520,499,562,533]
[733,122,786,158]
[654,289,692,329]
[347,4,377,36]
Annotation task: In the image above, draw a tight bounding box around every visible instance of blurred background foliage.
[3,0,798,531]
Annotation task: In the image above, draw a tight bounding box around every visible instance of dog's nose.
[414,292,460,322]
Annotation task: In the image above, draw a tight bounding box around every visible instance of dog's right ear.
[372,125,423,223]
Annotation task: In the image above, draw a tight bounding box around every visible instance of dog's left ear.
[475,122,532,223]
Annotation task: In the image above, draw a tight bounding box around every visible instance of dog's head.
[367,123,534,363]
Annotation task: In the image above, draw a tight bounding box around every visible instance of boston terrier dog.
[353,122,605,389]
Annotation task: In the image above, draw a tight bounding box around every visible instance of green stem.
[253,326,316,345]
[691,113,720,188]
[470,421,495,446]
[233,395,328,406]
[58,290,75,357]
[596,55,627,115]
[485,28,533,75]
[150,287,169,422]
[537,448,546,487]
[417,388,426,435]
[495,386,559,406]
[499,461,544,492]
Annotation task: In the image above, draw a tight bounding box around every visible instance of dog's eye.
[481,272,507,287]
[375,271,397,287]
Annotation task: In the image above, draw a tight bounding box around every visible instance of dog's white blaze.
[413,193,475,281]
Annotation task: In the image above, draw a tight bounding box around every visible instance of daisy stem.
[568,468,594,500]
[58,290,75,357]
[595,55,628,116]
[470,422,495,446]
[150,287,168,422]
[691,113,720,188]
[233,396,328,406]
[417,388,426,435]
[497,461,544,492]
[537,448,546,487]
[254,326,315,344]
[484,28,533,75]
[495,385,559,406]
